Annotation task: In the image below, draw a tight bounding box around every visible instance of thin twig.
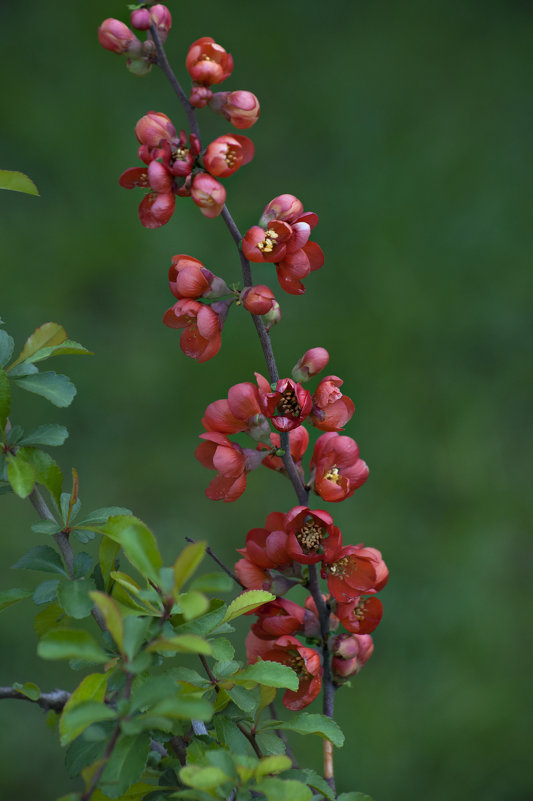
[0,686,70,712]
[185,537,245,589]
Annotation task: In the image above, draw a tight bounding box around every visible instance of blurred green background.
[1,0,531,798]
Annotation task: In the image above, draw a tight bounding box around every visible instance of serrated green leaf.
[61,700,117,747]
[13,371,76,407]
[254,731,286,756]
[254,778,313,801]
[228,685,258,715]
[7,452,36,497]
[180,765,232,791]
[8,323,66,370]
[37,628,110,663]
[0,368,10,428]
[0,169,39,195]
[24,339,91,364]
[60,672,111,746]
[99,732,151,798]
[223,590,275,623]
[270,713,344,748]
[0,332,15,368]
[33,579,60,605]
[12,544,68,576]
[146,634,212,655]
[255,755,292,779]
[209,637,235,662]
[23,448,63,504]
[58,579,96,619]
[189,572,233,594]
[235,661,298,691]
[173,541,206,595]
[0,587,32,612]
[19,424,69,447]
[89,591,124,653]
[99,516,162,583]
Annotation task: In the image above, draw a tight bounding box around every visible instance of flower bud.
[292,347,330,382]
[150,4,172,42]
[135,111,176,147]
[263,300,282,331]
[130,8,151,30]
[186,37,233,85]
[259,194,304,226]
[191,172,226,218]
[126,57,152,77]
[210,90,260,129]
[190,86,214,108]
[241,285,276,315]
[98,19,139,54]
[332,655,359,679]
[331,633,374,680]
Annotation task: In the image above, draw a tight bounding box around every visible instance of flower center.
[225,146,238,168]
[174,145,190,161]
[289,652,309,678]
[353,598,368,620]
[296,519,325,552]
[276,386,301,418]
[324,465,341,483]
[326,555,349,578]
[257,228,279,253]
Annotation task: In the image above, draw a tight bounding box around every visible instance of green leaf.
[37,628,110,663]
[129,676,177,714]
[0,368,10,429]
[214,716,252,754]
[89,591,124,653]
[271,713,344,748]
[146,695,213,722]
[33,602,69,637]
[24,339,91,364]
[173,598,228,636]
[0,587,32,612]
[12,545,68,576]
[8,322,66,370]
[209,637,235,662]
[12,681,40,701]
[254,731,286,756]
[178,590,209,620]
[7,452,36,497]
[65,738,106,779]
[189,572,233,594]
[31,520,63,535]
[99,537,120,592]
[23,448,63,504]
[0,331,15,368]
[146,633,212,655]
[255,755,292,779]
[254,778,312,801]
[235,661,298,691]
[99,732,150,798]
[73,552,93,579]
[284,769,337,801]
[13,371,76,407]
[180,765,232,791]
[0,169,39,195]
[256,684,276,726]
[228,686,257,715]
[223,590,275,623]
[337,795,375,801]
[100,516,162,583]
[173,541,206,595]
[77,506,132,527]
[122,615,151,662]
[58,579,96,619]
[19,424,69,447]
[33,579,60,605]
[60,700,116,747]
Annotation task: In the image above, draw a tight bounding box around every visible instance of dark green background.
[1,1,531,799]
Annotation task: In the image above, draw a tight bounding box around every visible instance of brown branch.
[0,686,70,712]
[185,536,245,589]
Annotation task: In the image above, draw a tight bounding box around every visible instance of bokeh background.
[1,0,531,799]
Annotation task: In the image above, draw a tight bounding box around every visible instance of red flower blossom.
[195,432,248,501]
[204,134,254,178]
[331,633,374,679]
[336,595,383,635]
[251,598,305,640]
[135,111,176,148]
[163,299,222,362]
[292,347,330,382]
[246,633,322,711]
[211,90,260,129]
[322,544,389,602]
[237,511,291,570]
[259,426,309,472]
[285,506,341,564]
[242,221,293,263]
[168,254,229,300]
[191,172,226,218]
[186,37,233,86]
[310,375,355,432]
[310,432,369,502]
[201,381,267,440]
[255,373,312,432]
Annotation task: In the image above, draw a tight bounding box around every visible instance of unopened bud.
[292,347,330,382]
[190,86,214,108]
[263,300,282,331]
[98,19,139,55]
[126,57,153,77]
[241,285,276,315]
[191,172,226,218]
[210,90,260,129]
[150,4,172,42]
[130,8,151,30]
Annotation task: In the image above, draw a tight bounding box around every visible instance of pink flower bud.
[241,285,276,315]
[130,8,151,30]
[260,194,304,227]
[292,347,330,382]
[190,86,213,108]
[98,19,139,54]
[150,5,172,42]
[135,111,176,147]
[263,300,282,331]
[211,90,260,129]
[191,173,226,218]
[331,634,374,680]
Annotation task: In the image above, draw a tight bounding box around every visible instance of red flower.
[168,254,229,300]
[331,633,374,679]
[292,347,330,382]
[285,506,341,564]
[251,598,305,640]
[310,432,369,502]
[211,90,260,129]
[195,432,247,501]
[186,37,233,86]
[336,596,383,635]
[310,376,355,432]
[163,299,221,362]
[242,221,293,263]
[204,134,254,178]
[260,426,309,472]
[246,633,322,711]
[191,172,226,218]
[237,511,291,570]
[322,544,389,602]
[255,373,312,433]
[241,285,277,316]
[201,381,266,439]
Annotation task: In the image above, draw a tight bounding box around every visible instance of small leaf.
[24,339,91,364]
[38,628,110,663]
[77,506,132,527]
[235,661,298,691]
[33,579,60,605]
[255,755,292,779]
[254,778,313,801]
[147,695,213,722]
[122,615,152,662]
[180,765,231,791]
[0,587,32,613]
[58,579,96,619]
[129,676,177,714]
[99,732,150,798]
[0,169,39,195]
[59,672,110,746]
[19,424,69,447]
[256,684,277,725]
[12,681,40,701]
[146,634,212,655]
[271,713,345,748]
[90,591,124,653]
[31,520,63,535]
[284,769,337,801]
[209,637,235,662]
[33,602,69,637]
[73,552,93,579]
[0,331,15,369]
[12,544,68,576]
[13,371,76,407]
[99,537,120,592]
[223,590,275,623]
[99,516,162,583]
[23,448,63,504]
[60,701,116,747]
[189,572,233,594]
[173,541,206,595]
[8,322,66,370]
[179,590,209,620]
[7,452,36,498]
[0,367,10,428]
